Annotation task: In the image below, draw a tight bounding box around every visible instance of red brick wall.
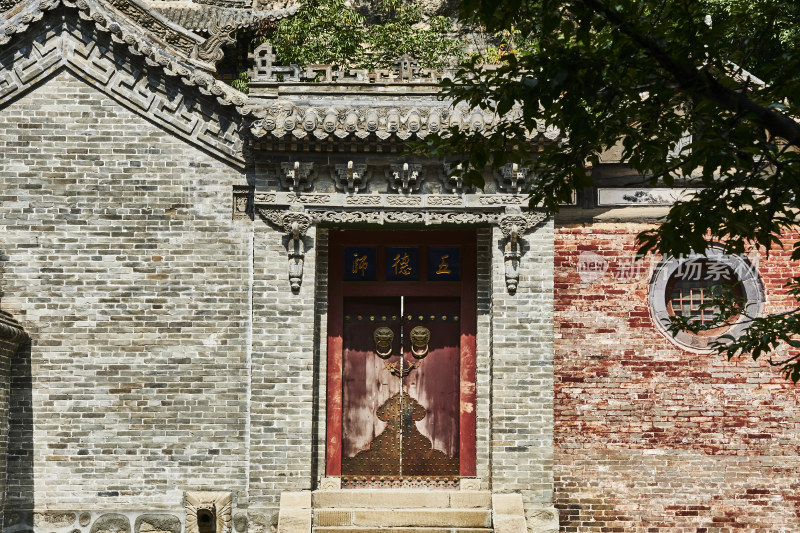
[554,224,800,532]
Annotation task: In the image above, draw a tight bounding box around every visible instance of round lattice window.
[649,248,764,351]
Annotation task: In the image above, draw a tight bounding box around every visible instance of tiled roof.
[148,0,298,31]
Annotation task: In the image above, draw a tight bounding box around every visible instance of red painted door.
[327,231,477,486]
[340,297,461,481]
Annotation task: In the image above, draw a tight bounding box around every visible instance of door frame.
[326,229,478,477]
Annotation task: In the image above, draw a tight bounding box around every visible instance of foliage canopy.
[421,0,800,380]
[268,0,462,70]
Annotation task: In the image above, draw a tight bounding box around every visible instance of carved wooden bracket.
[388,163,422,194]
[333,161,370,193]
[280,161,315,192]
[496,163,530,194]
[499,211,548,294]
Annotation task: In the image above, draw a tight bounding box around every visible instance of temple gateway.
[0,0,798,532]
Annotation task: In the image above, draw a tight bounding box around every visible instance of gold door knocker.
[373,326,395,359]
[409,326,431,359]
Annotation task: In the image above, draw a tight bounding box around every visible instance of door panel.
[341,298,401,477]
[341,296,461,480]
[403,297,460,467]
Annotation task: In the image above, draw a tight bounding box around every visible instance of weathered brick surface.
[0,71,250,508]
[554,224,800,532]
[491,220,555,506]
[249,223,318,507]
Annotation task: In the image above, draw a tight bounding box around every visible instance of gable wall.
[0,70,251,510]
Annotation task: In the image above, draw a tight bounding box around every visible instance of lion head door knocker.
[409,326,431,359]
[373,326,395,359]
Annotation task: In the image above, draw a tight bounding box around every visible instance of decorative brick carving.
[459,477,480,490]
[233,185,254,220]
[250,44,451,84]
[258,208,313,291]
[333,161,369,193]
[319,477,341,490]
[499,211,548,294]
[280,162,315,192]
[90,514,131,533]
[388,163,422,194]
[496,163,530,194]
[526,508,559,533]
[0,0,251,166]
[185,492,232,533]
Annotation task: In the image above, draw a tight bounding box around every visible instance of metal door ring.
[373,326,394,359]
[410,326,431,359]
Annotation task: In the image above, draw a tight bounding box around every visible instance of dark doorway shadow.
[3,342,33,533]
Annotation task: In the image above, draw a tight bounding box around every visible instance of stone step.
[313,509,492,528]
[313,490,492,509]
[313,526,493,533]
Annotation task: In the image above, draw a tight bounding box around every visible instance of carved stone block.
[90,514,131,533]
[135,515,181,533]
[526,507,559,533]
[186,491,233,533]
[459,478,481,491]
[319,477,341,490]
[233,185,254,221]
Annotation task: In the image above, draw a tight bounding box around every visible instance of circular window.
[649,248,764,351]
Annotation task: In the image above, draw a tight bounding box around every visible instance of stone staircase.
[276,489,532,533]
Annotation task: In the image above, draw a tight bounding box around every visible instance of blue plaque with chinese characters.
[345,247,377,281]
[386,247,419,281]
[428,247,460,281]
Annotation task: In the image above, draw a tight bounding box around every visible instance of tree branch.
[578,0,800,146]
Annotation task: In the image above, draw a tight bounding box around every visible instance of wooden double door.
[326,231,477,486]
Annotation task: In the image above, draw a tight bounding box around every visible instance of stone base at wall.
[7,493,557,533]
[277,489,558,533]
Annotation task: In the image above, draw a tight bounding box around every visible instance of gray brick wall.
[475,228,493,487]
[249,224,318,507]
[490,220,555,504]
[0,55,559,521]
[0,71,250,509]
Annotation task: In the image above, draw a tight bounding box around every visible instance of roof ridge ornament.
[190,19,235,67]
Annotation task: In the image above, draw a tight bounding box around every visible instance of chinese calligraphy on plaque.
[344,247,377,281]
[428,247,460,281]
[386,247,419,281]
